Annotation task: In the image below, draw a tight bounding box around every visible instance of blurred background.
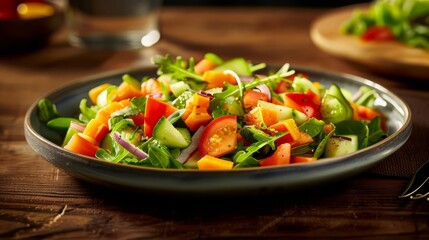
[163,0,371,7]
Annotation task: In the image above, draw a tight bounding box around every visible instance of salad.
[341,0,429,49]
[37,53,387,170]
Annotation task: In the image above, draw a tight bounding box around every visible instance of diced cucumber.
[213,58,252,76]
[257,100,308,125]
[170,81,191,97]
[153,116,191,148]
[172,90,193,109]
[324,135,358,158]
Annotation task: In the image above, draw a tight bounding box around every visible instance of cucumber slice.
[321,84,353,123]
[213,58,252,76]
[324,135,358,158]
[153,116,191,148]
[257,100,308,125]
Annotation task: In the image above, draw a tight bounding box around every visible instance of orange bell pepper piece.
[64,133,99,157]
[202,71,237,89]
[194,58,217,74]
[197,155,234,170]
[291,155,317,164]
[111,81,142,102]
[82,118,109,145]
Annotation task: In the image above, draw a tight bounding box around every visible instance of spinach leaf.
[335,120,369,149]
[368,116,387,145]
[298,118,325,137]
[313,124,335,158]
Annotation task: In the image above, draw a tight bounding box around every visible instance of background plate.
[25,66,412,195]
[310,4,429,80]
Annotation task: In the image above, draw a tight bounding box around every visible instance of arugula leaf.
[235,131,287,164]
[210,64,295,110]
[152,54,204,82]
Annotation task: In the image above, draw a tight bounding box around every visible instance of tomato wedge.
[199,115,237,157]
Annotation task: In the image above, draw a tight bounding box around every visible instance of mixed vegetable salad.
[341,0,429,49]
[37,53,387,170]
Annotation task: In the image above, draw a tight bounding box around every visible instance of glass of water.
[67,0,162,50]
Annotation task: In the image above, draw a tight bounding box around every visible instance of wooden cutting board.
[310,4,429,80]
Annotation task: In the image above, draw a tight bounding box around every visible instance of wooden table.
[1,6,429,239]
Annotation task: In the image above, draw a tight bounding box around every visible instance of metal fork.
[398,160,429,201]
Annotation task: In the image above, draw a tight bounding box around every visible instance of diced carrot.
[197,155,234,170]
[184,107,212,132]
[260,107,278,126]
[83,118,109,145]
[88,83,111,104]
[259,143,291,167]
[111,81,142,102]
[203,71,237,89]
[243,90,269,109]
[119,99,131,108]
[141,78,162,96]
[191,93,211,109]
[290,132,314,148]
[194,59,217,74]
[64,133,99,157]
[291,156,317,163]
[95,102,127,127]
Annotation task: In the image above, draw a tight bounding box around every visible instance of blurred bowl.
[0,1,64,55]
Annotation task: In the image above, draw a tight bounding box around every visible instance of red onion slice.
[255,84,272,102]
[112,131,148,160]
[70,121,85,132]
[177,126,205,164]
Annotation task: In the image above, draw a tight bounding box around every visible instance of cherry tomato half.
[199,115,237,158]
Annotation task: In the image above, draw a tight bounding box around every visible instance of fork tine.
[399,160,429,199]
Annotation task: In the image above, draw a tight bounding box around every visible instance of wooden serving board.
[310,4,429,80]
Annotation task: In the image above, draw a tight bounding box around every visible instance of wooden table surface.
[1,6,429,239]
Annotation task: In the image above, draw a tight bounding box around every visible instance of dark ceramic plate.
[24,66,412,195]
